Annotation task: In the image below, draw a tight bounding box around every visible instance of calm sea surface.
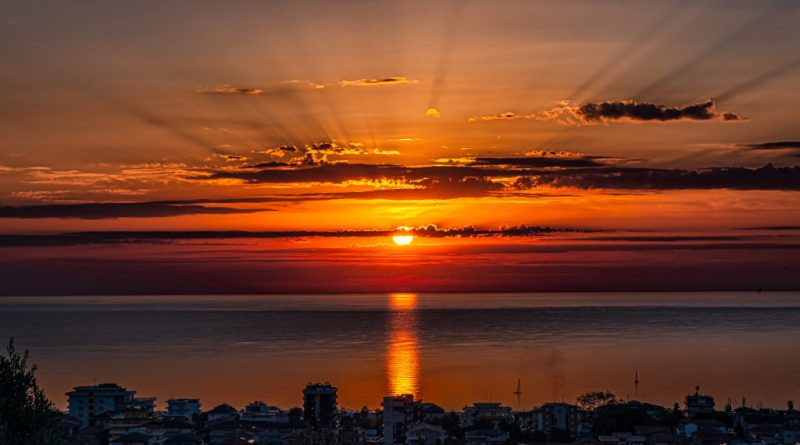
[1,292,799,411]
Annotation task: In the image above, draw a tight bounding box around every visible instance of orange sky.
[1,1,799,292]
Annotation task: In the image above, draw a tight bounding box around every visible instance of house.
[163,433,204,445]
[167,399,202,421]
[781,413,800,445]
[598,432,647,445]
[679,419,728,438]
[464,428,509,445]
[635,426,672,445]
[749,424,781,445]
[419,403,446,423]
[463,402,512,427]
[532,403,580,436]
[208,404,240,422]
[384,394,419,445]
[66,383,138,427]
[406,422,446,445]
[684,388,715,416]
[109,432,150,445]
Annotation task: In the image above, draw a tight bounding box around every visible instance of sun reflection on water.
[387,293,421,397]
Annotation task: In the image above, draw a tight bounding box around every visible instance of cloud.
[200,85,264,95]
[202,159,800,192]
[576,100,742,123]
[469,100,742,125]
[0,224,585,246]
[337,76,415,87]
[741,141,800,150]
[215,154,248,162]
[513,163,800,191]
[425,107,441,118]
[199,76,414,96]
[0,200,270,219]
[470,156,606,168]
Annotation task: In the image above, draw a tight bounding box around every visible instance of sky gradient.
[1,0,799,293]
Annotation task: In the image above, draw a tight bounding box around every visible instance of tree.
[576,391,616,412]
[288,407,305,426]
[0,338,65,445]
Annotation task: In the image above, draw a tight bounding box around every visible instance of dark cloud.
[514,163,800,191]
[576,100,741,123]
[468,100,741,125]
[201,85,264,95]
[0,201,269,219]
[470,156,605,168]
[243,161,291,169]
[202,159,800,192]
[338,76,414,87]
[741,226,800,231]
[0,225,585,247]
[742,141,800,150]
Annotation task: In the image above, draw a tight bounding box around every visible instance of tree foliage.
[576,391,616,412]
[0,338,65,445]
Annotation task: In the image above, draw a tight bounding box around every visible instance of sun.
[392,234,414,245]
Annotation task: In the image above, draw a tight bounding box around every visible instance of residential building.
[167,399,201,420]
[383,394,418,445]
[532,403,579,436]
[685,388,715,416]
[419,403,446,423]
[163,433,203,445]
[109,432,150,445]
[207,403,239,422]
[463,402,512,427]
[464,428,509,445]
[66,383,137,427]
[304,382,339,429]
[406,422,446,445]
[679,419,728,438]
[598,433,647,445]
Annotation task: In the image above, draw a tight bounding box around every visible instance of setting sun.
[392,235,414,245]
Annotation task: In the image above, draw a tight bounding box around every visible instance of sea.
[1,292,798,411]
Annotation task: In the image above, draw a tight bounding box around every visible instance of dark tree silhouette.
[576,391,616,412]
[0,338,65,445]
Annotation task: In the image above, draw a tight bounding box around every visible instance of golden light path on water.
[387,293,421,397]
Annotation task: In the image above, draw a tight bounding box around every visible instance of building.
[383,394,418,445]
[303,382,339,429]
[167,399,201,420]
[532,403,579,436]
[163,433,204,445]
[406,422,446,445]
[464,428,509,445]
[66,383,137,427]
[241,401,287,423]
[419,403,446,423]
[108,405,158,441]
[781,413,800,445]
[109,432,149,445]
[598,433,647,445]
[463,402,512,427]
[207,403,239,422]
[685,387,715,416]
[679,419,728,438]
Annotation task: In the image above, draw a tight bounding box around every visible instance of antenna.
[634,370,640,399]
[513,379,522,410]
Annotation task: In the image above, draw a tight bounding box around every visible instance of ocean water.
[1,292,798,411]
